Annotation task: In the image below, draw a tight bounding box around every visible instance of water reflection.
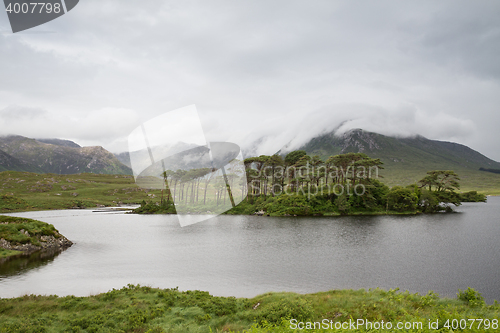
[0,249,63,278]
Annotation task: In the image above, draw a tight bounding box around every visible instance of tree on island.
[418,170,461,210]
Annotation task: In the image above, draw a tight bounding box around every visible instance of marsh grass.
[0,285,498,332]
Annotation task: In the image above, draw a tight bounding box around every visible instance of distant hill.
[114,151,131,168]
[0,135,132,175]
[299,129,500,192]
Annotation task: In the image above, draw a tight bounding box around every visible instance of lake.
[1,197,499,303]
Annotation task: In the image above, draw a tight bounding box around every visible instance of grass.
[378,166,500,194]
[0,171,241,213]
[0,285,497,332]
[0,171,160,212]
[0,215,68,258]
[0,215,61,244]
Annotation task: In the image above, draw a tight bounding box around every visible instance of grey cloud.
[0,0,499,160]
[0,105,47,119]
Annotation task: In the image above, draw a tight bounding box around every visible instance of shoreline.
[0,216,73,260]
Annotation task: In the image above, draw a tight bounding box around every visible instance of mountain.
[0,149,42,173]
[299,129,500,191]
[0,135,132,175]
[36,138,81,148]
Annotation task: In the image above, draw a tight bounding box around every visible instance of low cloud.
[235,103,477,157]
[0,105,140,150]
[1,1,499,160]
[0,105,47,120]
[334,104,477,141]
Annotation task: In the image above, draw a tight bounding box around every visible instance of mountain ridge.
[299,128,500,190]
[300,128,500,168]
[0,135,132,175]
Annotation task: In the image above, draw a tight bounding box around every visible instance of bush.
[418,190,440,213]
[457,287,485,307]
[460,191,487,202]
[386,187,418,212]
[133,200,176,214]
[254,298,313,325]
[264,194,312,216]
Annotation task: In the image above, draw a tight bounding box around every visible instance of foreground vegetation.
[0,285,497,332]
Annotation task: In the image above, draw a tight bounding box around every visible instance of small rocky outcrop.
[0,233,72,254]
[253,210,265,216]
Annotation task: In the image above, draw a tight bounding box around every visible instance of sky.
[0,0,499,160]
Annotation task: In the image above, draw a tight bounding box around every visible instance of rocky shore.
[0,233,73,254]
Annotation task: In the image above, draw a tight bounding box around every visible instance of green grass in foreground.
[0,285,498,332]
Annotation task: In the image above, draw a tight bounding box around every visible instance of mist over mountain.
[301,128,500,169]
[298,128,500,188]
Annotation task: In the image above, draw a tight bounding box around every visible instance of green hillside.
[300,129,500,194]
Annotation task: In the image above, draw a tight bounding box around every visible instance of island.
[0,215,73,261]
[133,152,487,216]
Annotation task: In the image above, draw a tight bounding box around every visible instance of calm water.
[1,197,499,302]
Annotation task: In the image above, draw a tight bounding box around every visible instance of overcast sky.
[1,0,499,160]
